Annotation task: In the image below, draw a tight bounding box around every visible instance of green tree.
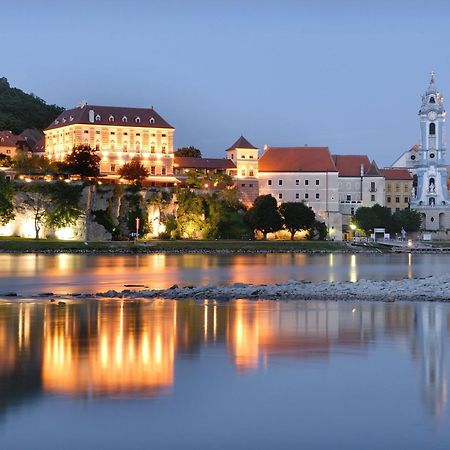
[307,220,328,240]
[279,202,316,240]
[13,154,56,173]
[176,189,205,238]
[391,209,422,233]
[44,181,84,229]
[175,146,202,158]
[353,204,392,234]
[124,186,149,238]
[245,194,283,240]
[118,157,149,184]
[65,145,100,178]
[0,173,15,225]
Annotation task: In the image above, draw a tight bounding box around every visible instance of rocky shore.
[93,276,448,302]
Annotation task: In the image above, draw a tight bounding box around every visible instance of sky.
[3,0,450,166]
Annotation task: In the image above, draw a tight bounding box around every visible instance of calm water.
[1,253,450,449]
[0,252,449,294]
[0,299,449,449]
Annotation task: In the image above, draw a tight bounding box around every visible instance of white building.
[258,146,342,240]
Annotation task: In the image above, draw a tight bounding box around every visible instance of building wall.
[385,179,413,212]
[258,171,342,239]
[45,124,175,176]
[226,147,259,178]
[0,145,17,158]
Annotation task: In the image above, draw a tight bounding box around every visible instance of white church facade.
[408,73,450,232]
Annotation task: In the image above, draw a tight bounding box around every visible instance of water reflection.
[0,299,449,420]
[2,253,450,294]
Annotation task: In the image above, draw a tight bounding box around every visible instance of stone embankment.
[95,276,450,302]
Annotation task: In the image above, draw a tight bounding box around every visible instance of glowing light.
[55,227,76,240]
[350,223,357,231]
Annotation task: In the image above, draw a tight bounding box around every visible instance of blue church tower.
[410,73,450,231]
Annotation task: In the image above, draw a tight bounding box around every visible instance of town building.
[225,136,259,204]
[409,73,450,232]
[380,168,413,213]
[44,103,175,181]
[257,146,342,240]
[332,155,385,230]
[0,130,29,158]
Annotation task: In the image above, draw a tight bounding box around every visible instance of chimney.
[89,110,95,123]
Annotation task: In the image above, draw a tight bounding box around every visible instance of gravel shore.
[93,276,449,302]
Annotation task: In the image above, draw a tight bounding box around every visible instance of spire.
[426,70,439,95]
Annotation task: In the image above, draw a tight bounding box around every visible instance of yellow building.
[380,168,413,212]
[226,135,259,204]
[44,103,175,178]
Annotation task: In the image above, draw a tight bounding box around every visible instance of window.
[95,114,101,121]
[162,146,166,154]
[296,180,299,186]
[387,196,391,203]
[110,131,115,135]
[305,179,309,186]
[315,193,320,199]
[278,193,283,200]
[315,179,320,186]
[111,164,116,172]
[109,115,114,122]
[268,180,272,186]
[162,167,166,175]
[346,195,351,201]
[430,96,436,104]
[404,197,409,203]
[231,154,234,159]
[371,194,375,201]
[278,180,283,186]
[296,193,300,199]
[136,141,141,151]
[6,149,11,154]
[241,183,246,187]
[351,207,355,215]
[395,197,400,203]
[395,184,400,192]
[249,155,254,159]
[110,140,115,150]
[123,132,128,136]
[429,122,436,135]
[162,134,166,137]
[249,183,253,187]
[136,133,140,136]
[95,130,100,134]
[304,193,309,199]
[122,116,128,123]
[241,155,245,159]
[370,181,376,192]
[249,170,254,176]
[151,166,156,175]
[151,144,155,153]
[241,169,246,176]
[135,117,141,123]
[84,130,89,133]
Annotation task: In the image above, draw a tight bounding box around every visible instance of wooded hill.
[0,77,63,134]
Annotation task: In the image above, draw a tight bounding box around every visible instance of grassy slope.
[0,237,347,252]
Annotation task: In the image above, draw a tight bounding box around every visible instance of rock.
[58,301,66,306]
[169,284,179,290]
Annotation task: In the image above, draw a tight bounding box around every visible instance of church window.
[430,153,435,158]
[430,96,436,104]
[429,122,436,135]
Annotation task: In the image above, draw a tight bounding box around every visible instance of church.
[393,73,450,235]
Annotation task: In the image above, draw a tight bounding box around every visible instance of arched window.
[149,117,155,124]
[122,116,128,123]
[95,114,101,121]
[429,122,436,135]
[135,117,141,123]
[430,96,436,104]
[109,115,114,122]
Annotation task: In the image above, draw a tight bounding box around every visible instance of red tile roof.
[174,156,236,170]
[226,135,258,151]
[259,147,337,172]
[331,154,372,177]
[380,168,413,181]
[0,130,26,147]
[46,104,173,130]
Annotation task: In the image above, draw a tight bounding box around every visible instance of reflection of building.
[416,303,447,416]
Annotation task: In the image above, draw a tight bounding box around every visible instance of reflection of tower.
[416,303,447,416]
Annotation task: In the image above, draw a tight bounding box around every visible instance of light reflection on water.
[1,252,450,294]
[0,300,450,449]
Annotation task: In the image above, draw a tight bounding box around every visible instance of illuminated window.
[111,164,116,172]
[151,144,155,153]
[151,166,156,175]
[136,141,141,151]
[249,170,254,176]
[123,141,128,151]
[162,145,166,154]
[162,167,166,175]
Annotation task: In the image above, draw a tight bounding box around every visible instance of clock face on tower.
[428,111,438,120]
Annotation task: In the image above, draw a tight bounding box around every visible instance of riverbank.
[0,237,354,254]
[2,275,449,303]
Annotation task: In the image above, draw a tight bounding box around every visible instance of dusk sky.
[4,0,450,165]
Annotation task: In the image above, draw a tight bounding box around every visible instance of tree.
[176,189,205,238]
[279,202,316,240]
[44,181,84,229]
[307,220,328,240]
[20,183,52,239]
[245,194,283,239]
[392,209,422,233]
[0,173,15,225]
[65,145,100,178]
[353,204,392,234]
[175,146,202,158]
[0,154,12,167]
[118,157,149,184]
[13,154,56,172]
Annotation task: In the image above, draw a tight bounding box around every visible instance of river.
[0,253,450,449]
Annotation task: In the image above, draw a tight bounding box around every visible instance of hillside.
[0,77,64,134]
